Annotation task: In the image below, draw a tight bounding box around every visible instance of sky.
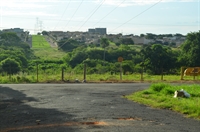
[0,0,199,35]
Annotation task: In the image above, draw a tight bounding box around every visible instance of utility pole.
[34,17,43,34]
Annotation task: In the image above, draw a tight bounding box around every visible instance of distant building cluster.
[0,28,32,47]
[0,27,186,47]
[88,28,107,35]
[2,28,24,33]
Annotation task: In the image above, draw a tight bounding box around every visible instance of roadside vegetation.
[32,35,50,48]
[0,31,200,83]
[125,83,200,120]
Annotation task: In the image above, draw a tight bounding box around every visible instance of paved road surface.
[0,83,200,132]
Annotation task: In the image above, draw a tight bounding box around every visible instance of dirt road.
[0,83,200,132]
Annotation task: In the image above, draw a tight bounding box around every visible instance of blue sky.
[0,0,199,35]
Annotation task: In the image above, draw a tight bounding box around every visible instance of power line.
[78,0,106,31]
[55,0,105,52]
[53,0,72,30]
[32,1,73,57]
[110,0,163,33]
[64,0,83,30]
[93,0,126,27]
[198,0,200,30]
[0,1,2,30]
[56,0,106,52]
[55,0,84,50]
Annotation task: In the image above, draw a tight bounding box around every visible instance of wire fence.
[0,65,200,83]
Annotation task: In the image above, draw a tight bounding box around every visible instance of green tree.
[0,50,28,68]
[120,38,134,45]
[100,38,109,62]
[87,49,104,60]
[179,31,200,66]
[0,32,32,56]
[122,60,134,74]
[145,33,156,39]
[57,38,80,51]
[42,31,48,35]
[141,44,177,75]
[0,32,20,45]
[140,34,145,37]
[1,58,21,74]
[69,51,88,68]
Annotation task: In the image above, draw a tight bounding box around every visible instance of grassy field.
[32,35,51,48]
[1,72,200,83]
[125,83,200,120]
[31,35,66,59]
[0,35,198,83]
[32,48,66,59]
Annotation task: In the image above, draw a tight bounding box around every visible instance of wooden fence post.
[36,63,38,82]
[83,63,86,82]
[161,68,163,81]
[141,67,144,81]
[120,62,122,81]
[180,67,184,80]
[61,68,64,81]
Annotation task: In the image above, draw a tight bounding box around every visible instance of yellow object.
[184,67,200,76]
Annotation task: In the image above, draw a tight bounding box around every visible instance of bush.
[161,87,174,95]
[150,83,170,92]
[1,58,21,74]
[142,90,152,94]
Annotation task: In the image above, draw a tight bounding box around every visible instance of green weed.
[150,83,170,92]
[126,83,200,120]
[32,35,50,48]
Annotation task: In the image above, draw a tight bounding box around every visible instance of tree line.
[0,31,200,76]
[0,32,34,75]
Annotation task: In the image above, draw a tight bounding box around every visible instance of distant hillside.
[31,35,66,59]
[32,35,51,48]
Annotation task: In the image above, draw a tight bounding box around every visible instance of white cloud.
[2,10,57,17]
[0,1,49,9]
[0,0,59,17]
[94,0,196,7]
[0,0,72,9]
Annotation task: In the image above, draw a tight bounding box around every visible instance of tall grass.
[31,35,66,59]
[0,72,200,83]
[32,35,51,48]
[126,83,200,119]
[32,48,66,59]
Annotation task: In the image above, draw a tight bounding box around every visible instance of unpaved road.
[0,83,200,132]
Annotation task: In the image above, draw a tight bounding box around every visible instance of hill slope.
[32,35,51,48]
[32,35,66,59]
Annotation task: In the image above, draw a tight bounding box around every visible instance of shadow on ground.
[0,85,76,132]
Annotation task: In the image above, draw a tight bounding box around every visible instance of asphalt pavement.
[0,83,200,132]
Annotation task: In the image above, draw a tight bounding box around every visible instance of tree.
[174,33,184,37]
[57,38,79,51]
[100,38,109,49]
[100,38,109,62]
[141,44,177,75]
[42,31,48,35]
[140,34,145,37]
[0,33,32,69]
[0,50,28,68]
[120,38,134,45]
[145,33,156,39]
[0,32,21,45]
[69,51,88,68]
[122,60,134,74]
[1,58,21,74]
[179,31,200,66]
[87,49,104,60]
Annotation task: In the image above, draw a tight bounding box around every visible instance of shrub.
[142,90,152,94]
[150,83,170,92]
[161,87,174,95]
